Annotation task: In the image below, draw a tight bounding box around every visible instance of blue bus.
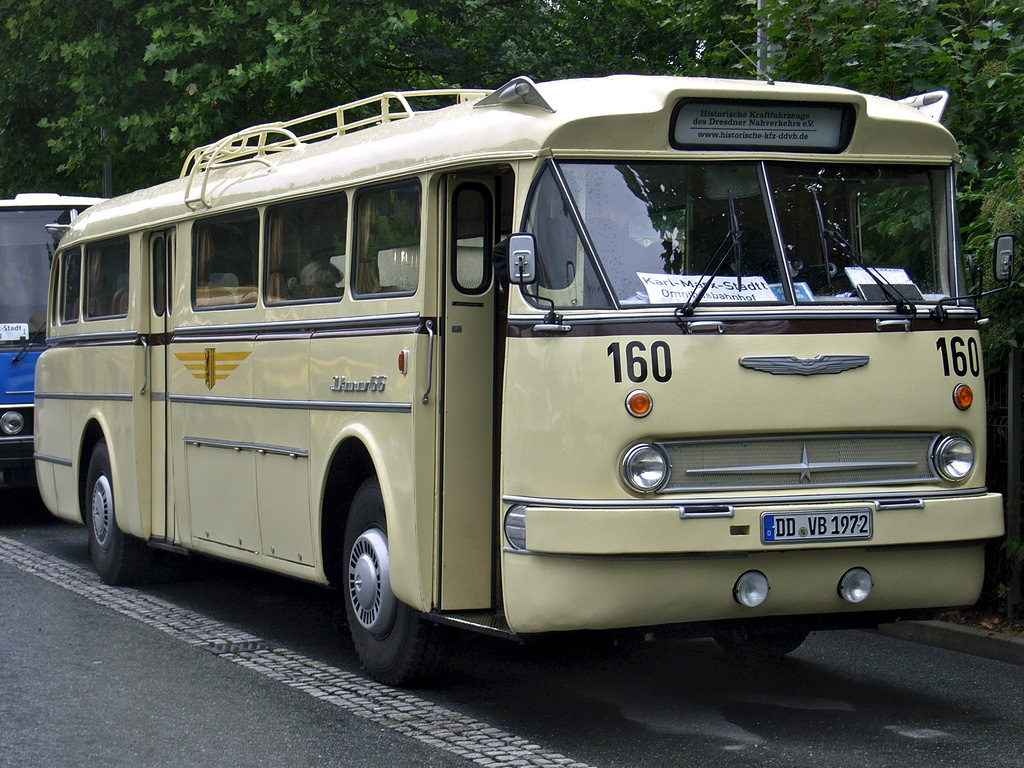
[1,194,100,491]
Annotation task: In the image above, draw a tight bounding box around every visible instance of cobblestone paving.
[0,534,593,768]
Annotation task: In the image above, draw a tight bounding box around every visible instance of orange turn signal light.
[626,389,653,418]
[953,383,973,411]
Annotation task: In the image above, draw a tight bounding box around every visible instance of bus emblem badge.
[204,348,216,389]
[174,349,252,389]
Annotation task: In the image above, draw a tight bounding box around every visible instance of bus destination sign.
[1,322,29,342]
[671,99,853,152]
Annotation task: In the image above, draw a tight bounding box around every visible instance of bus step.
[427,610,516,640]
[148,538,191,556]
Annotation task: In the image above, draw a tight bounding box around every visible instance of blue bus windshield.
[0,208,69,338]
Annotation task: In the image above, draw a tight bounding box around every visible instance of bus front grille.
[657,433,940,492]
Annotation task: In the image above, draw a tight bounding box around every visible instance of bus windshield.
[524,160,954,310]
[0,209,70,338]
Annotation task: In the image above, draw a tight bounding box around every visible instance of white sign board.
[0,323,29,342]
[638,273,779,304]
[845,266,924,302]
[673,100,850,152]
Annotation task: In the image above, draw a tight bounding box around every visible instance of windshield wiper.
[806,183,915,316]
[11,327,44,364]
[807,184,835,290]
[678,191,743,316]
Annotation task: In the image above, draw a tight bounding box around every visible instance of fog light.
[838,567,873,603]
[733,570,770,608]
[503,505,526,550]
[1,410,24,436]
[932,435,974,481]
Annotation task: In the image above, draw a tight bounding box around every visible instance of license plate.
[761,508,872,544]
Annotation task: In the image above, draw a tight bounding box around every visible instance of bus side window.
[265,191,348,304]
[452,184,493,294]
[193,210,259,308]
[152,234,167,317]
[84,237,130,320]
[353,180,421,297]
[60,248,81,324]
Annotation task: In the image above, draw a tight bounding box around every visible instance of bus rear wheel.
[342,478,441,686]
[86,442,148,586]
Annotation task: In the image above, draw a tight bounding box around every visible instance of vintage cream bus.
[34,75,1012,684]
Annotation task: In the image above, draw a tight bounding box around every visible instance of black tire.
[86,442,149,586]
[342,478,441,686]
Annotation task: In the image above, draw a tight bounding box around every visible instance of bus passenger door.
[147,229,173,542]
[438,173,507,609]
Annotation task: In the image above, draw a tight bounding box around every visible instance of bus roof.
[64,75,961,241]
[0,193,103,209]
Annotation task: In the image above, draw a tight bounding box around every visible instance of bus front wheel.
[85,442,148,586]
[342,478,441,686]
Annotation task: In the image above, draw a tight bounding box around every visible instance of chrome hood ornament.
[739,355,869,376]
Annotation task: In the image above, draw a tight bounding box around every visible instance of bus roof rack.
[180,88,490,209]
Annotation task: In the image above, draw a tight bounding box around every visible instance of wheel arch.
[77,418,108,526]
[320,436,376,587]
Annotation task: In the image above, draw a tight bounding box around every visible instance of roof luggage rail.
[180,88,490,209]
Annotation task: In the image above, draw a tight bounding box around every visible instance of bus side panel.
[81,342,146,539]
[33,350,78,523]
[171,336,258,553]
[252,336,313,567]
[35,341,145,538]
[309,325,436,611]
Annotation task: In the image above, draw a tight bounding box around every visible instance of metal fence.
[986,348,1024,618]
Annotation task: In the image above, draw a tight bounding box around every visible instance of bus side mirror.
[993,234,1016,283]
[507,233,537,285]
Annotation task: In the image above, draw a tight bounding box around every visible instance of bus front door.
[437,176,502,609]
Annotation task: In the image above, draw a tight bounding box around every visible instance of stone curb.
[876,620,1024,667]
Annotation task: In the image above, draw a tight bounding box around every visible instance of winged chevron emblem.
[738,355,870,376]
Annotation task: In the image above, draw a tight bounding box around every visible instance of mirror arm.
[930,284,1009,321]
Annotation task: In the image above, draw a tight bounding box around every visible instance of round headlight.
[621,444,669,492]
[932,435,975,481]
[734,570,770,608]
[1,410,24,436]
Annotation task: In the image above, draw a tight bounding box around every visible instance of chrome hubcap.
[348,528,397,636]
[91,475,113,547]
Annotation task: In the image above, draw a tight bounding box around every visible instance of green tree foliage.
[755,0,1024,358]
[0,0,1021,297]
[0,0,756,196]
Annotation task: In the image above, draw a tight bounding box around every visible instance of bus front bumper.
[499,492,1002,635]
[0,436,36,488]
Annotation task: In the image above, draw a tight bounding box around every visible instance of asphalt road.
[3,495,1024,768]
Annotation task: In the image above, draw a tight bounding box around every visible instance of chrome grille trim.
[658,433,940,492]
[502,487,988,509]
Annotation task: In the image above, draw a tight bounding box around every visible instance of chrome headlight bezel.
[1,410,25,436]
[931,435,975,482]
[621,443,670,493]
